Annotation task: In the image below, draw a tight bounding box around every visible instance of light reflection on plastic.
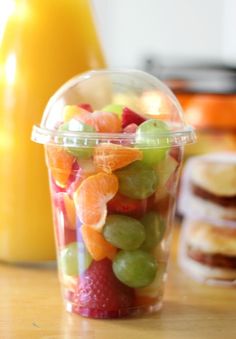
[140,91,163,115]
[0,0,16,43]
[5,53,16,85]
[0,131,13,150]
[0,0,29,45]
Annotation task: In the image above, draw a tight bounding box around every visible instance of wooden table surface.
[0,226,236,339]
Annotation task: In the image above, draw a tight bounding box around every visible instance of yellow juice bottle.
[0,0,105,262]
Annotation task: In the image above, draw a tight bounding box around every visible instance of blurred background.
[93,0,236,158]
[93,0,236,68]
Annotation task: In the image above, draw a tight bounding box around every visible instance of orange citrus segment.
[46,145,75,187]
[63,194,76,230]
[74,172,119,231]
[67,159,99,196]
[81,224,117,261]
[94,143,143,172]
[79,111,122,133]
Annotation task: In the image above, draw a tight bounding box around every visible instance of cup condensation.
[32,70,195,318]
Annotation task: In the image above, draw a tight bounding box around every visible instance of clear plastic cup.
[32,70,195,319]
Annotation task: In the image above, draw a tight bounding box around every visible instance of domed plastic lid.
[32,69,196,148]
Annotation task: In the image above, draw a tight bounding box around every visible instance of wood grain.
[0,225,235,339]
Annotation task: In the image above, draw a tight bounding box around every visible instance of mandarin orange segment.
[81,224,117,261]
[46,145,75,187]
[63,194,76,230]
[67,159,98,195]
[79,111,122,133]
[97,172,119,197]
[92,111,122,133]
[74,172,119,231]
[94,143,143,172]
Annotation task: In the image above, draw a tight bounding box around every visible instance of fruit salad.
[32,69,196,319]
[47,103,182,319]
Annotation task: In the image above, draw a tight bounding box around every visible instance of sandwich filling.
[191,184,236,208]
[187,246,236,269]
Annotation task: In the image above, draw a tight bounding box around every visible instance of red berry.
[147,193,156,210]
[150,194,172,218]
[121,107,146,128]
[108,192,147,218]
[73,258,134,318]
[78,103,93,112]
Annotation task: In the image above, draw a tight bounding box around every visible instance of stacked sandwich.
[178,153,236,285]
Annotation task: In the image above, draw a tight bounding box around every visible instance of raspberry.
[108,193,147,218]
[121,107,146,128]
[73,258,134,318]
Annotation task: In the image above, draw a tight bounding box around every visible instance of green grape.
[102,104,124,118]
[112,249,157,288]
[59,119,95,159]
[156,155,178,187]
[135,261,167,297]
[77,242,93,275]
[59,242,79,276]
[59,241,92,276]
[140,212,165,250]
[115,161,158,199]
[136,119,170,166]
[103,215,145,250]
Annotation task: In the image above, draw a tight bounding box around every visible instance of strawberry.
[107,192,147,218]
[73,258,134,318]
[121,107,146,128]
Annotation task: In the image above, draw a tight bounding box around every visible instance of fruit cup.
[32,70,195,318]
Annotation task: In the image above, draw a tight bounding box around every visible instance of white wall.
[92,0,236,67]
[222,0,236,65]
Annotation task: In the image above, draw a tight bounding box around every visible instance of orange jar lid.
[177,94,236,130]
